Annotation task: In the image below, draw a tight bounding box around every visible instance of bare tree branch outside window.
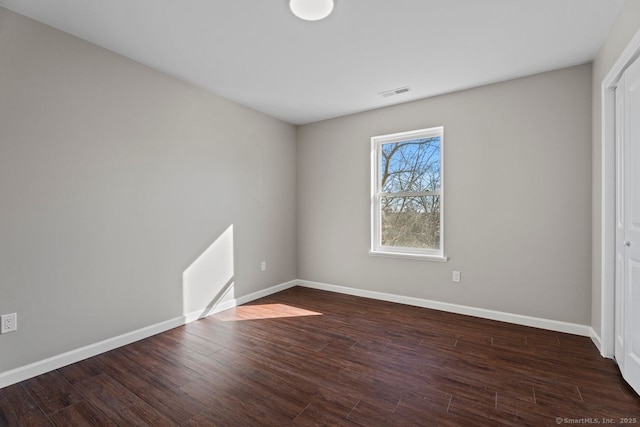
[379,137,441,249]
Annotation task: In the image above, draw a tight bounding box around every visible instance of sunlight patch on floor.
[215,303,322,321]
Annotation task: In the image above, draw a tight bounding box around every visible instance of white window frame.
[370,126,447,262]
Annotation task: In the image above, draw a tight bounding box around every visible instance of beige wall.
[591,1,640,338]
[0,8,297,373]
[297,64,593,324]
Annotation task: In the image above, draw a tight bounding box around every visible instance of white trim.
[590,327,603,354]
[368,250,448,262]
[182,299,238,324]
[0,280,297,389]
[600,28,640,359]
[372,127,443,145]
[235,280,298,305]
[298,280,592,336]
[182,280,299,324]
[0,316,184,390]
[1,276,596,390]
[371,126,445,259]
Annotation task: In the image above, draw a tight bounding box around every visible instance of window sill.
[368,250,448,262]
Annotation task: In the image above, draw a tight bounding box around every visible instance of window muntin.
[371,127,445,260]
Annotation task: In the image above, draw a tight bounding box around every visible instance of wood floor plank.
[47,401,116,427]
[73,373,176,426]
[0,384,52,427]
[292,390,360,426]
[57,358,104,386]
[1,286,638,426]
[20,371,84,415]
[86,350,208,424]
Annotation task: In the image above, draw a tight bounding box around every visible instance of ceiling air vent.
[379,86,411,98]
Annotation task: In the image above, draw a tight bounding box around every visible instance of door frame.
[600,29,640,359]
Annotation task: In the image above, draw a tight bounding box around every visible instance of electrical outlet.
[452,271,461,283]
[261,261,266,272]
[1,313,17,334]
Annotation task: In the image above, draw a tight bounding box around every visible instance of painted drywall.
[0,8,297,373]
[297,64,592,325]
[591,1,640,340]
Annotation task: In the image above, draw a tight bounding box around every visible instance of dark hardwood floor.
[1,286,638,426]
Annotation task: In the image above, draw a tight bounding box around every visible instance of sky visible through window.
[379,136,441,249]
[380,136,441,194]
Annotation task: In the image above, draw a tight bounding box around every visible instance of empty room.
[1,0,640,425]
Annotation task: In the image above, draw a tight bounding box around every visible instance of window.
[370,126,446,261]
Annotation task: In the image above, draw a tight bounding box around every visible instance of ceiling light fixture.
[289,0,335,21]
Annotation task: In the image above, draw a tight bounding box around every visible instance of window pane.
[380,137,440,194]
[381,195,440,249]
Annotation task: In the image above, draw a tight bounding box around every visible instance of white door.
[615,55,640,396]
[615,78,626,372]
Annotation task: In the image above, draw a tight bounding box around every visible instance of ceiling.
[0,0,625,125]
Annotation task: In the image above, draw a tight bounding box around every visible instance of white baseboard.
[183,279,299,323]
[0,316,185,390]
[590,327,604,355]
[235,280,298,305]
[0,279,297,389]
[182,299,238,324]
[1,277,595,389]
[298,280,593,337]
